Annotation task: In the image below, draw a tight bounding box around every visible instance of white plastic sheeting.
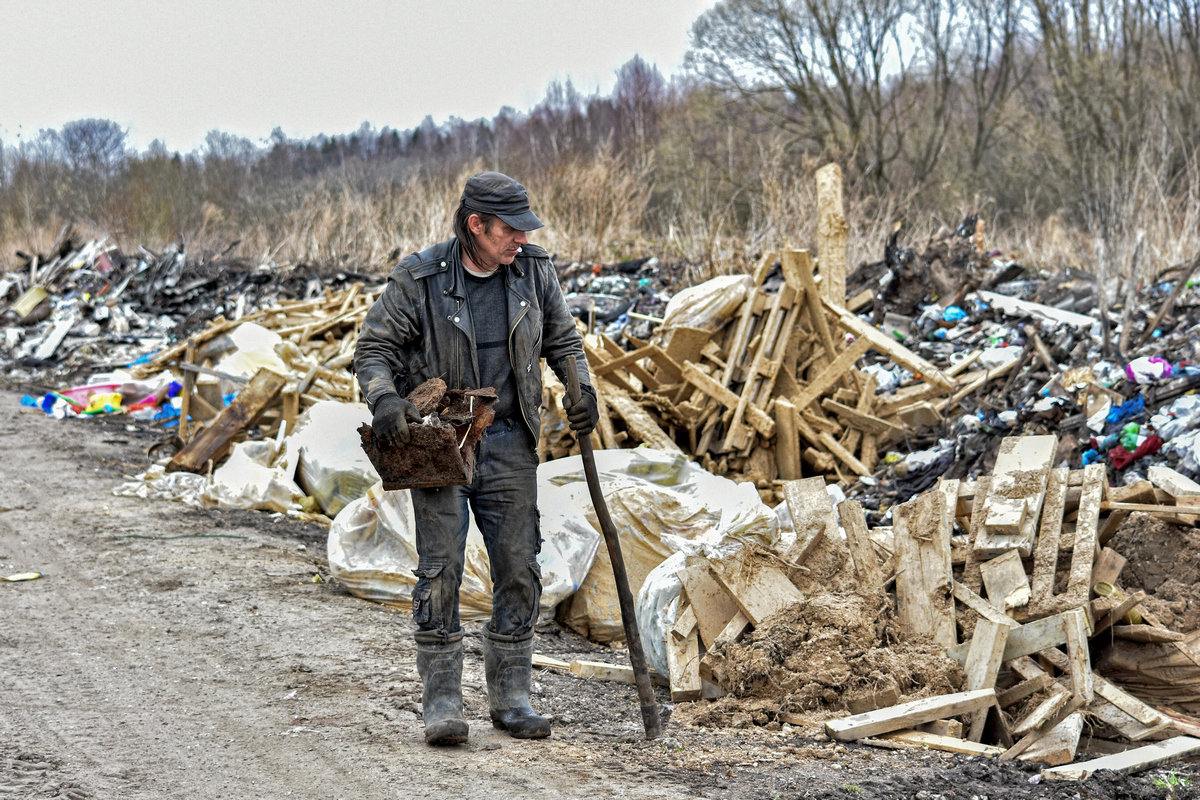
[284,401,379,516]
[327,447,781,634]
[659,274,752,331]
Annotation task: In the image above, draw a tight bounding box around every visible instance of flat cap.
[461,171,543,231]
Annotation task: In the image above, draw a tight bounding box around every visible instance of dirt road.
[0,389,1175,799]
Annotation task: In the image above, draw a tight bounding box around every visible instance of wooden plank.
[825,300,956,390]
[791,338,871,412]
[980,550,1031,610]
[791,249,840,367]
[1148,465,1200,498]
[1028,467,1069,607]
[815,162,847,304]
[596,378,682,453]
[718,253,775,387]
[1111,625,1185,642]
[774,398,802,480]
[667,626,702,701]
[1092,546,1127,587]
[711,560,804,627]
[1012,689,1072,737]
[713,610,751,646]
[1092,590,1147,637]
[952,581,1017,627]
[1063,607,1094,701]
[820,397,904,438]
[671,603,698,641]
[167,368,288,473]
[893,491,956,648]
[680,362,775,437]
[842,499,884,588]
[824,689,996,741]
[975,436,1057,557]
[782,477,837,565]
[997,674,1053,708]
[1089,697,1174,742]
[1003,696,1084,760]
[569,659,668,687]
[532,653,571,670]
[963,618,1012,741]
[1051,463,1105,613]
[882,730,1003,757]
[1042,736,1200,781]
[1094,674,1170,727]
[676,557,740,647]
[1021,713,1083,766]
[947,610,1087,665]
[817,430,872,477]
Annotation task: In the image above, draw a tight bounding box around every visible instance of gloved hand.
[372,394,422,448]
[563,389,599,437]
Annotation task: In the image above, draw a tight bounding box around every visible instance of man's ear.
[467,213,484,236]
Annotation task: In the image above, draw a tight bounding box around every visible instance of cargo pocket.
[524,556,544,629]
[411,558,446,627]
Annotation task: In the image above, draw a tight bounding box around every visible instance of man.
[353,171,598,746]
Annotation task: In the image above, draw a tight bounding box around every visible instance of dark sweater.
[464,268,518,421]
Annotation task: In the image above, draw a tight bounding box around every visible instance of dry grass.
[6,154,1200,289]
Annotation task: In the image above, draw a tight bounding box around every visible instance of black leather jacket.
[353,237,592,440]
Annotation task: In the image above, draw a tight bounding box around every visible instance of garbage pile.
[0,225,370,385]
[640,437,1200,782]
[7,210,1200,783]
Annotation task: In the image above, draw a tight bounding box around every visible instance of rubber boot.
[414,632,469,746]
[482,630,551,739]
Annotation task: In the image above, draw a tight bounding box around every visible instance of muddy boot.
[414,631,469,746]
[482,630,551,739]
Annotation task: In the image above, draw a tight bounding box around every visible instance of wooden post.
[774,398,803,480]
[816,162,848,305]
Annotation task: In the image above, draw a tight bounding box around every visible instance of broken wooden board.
[881,730,1003,757]
[842,499,885,588]
[781,476,837,566]
[1089,697,1174,742]
[893,490,956,648]
[1035,463,1106,616]
[974,435,1056,557]
[1042,736,1200,781]
[963,618,1013,741]
[825,300,956,391]
[680,361,775,438]
[825,689,996,741]
[569,659,668,687]
[595,378,682,453]
[167,368,288,473]
[1028,467,1069,612]
[947,609,1090,666]
[676,557,740,647]
[711,556,804,627]
[980,550,1031,610]
[667,626,702,701]
[1148,465,1200,499]
[1020,713,1083,766]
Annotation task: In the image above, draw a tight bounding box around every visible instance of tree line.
[3,0,1200,278]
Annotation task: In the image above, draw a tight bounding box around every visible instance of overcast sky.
[1,0,715,154]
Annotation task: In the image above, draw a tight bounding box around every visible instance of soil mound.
[689,591,963,728]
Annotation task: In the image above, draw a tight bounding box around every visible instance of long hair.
[453,201,498,268]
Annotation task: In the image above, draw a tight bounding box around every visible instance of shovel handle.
[564,356,661,740]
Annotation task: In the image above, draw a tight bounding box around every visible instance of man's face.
[469,215,528,271]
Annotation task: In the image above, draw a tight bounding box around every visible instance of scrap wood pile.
[655,433,1200,781]
[125,282,379,473]
[566,244,1010,498]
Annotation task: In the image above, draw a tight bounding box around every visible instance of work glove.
[372,393,422,448]
[563,388,599,437]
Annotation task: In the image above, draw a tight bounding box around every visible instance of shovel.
[564,356,662,740]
